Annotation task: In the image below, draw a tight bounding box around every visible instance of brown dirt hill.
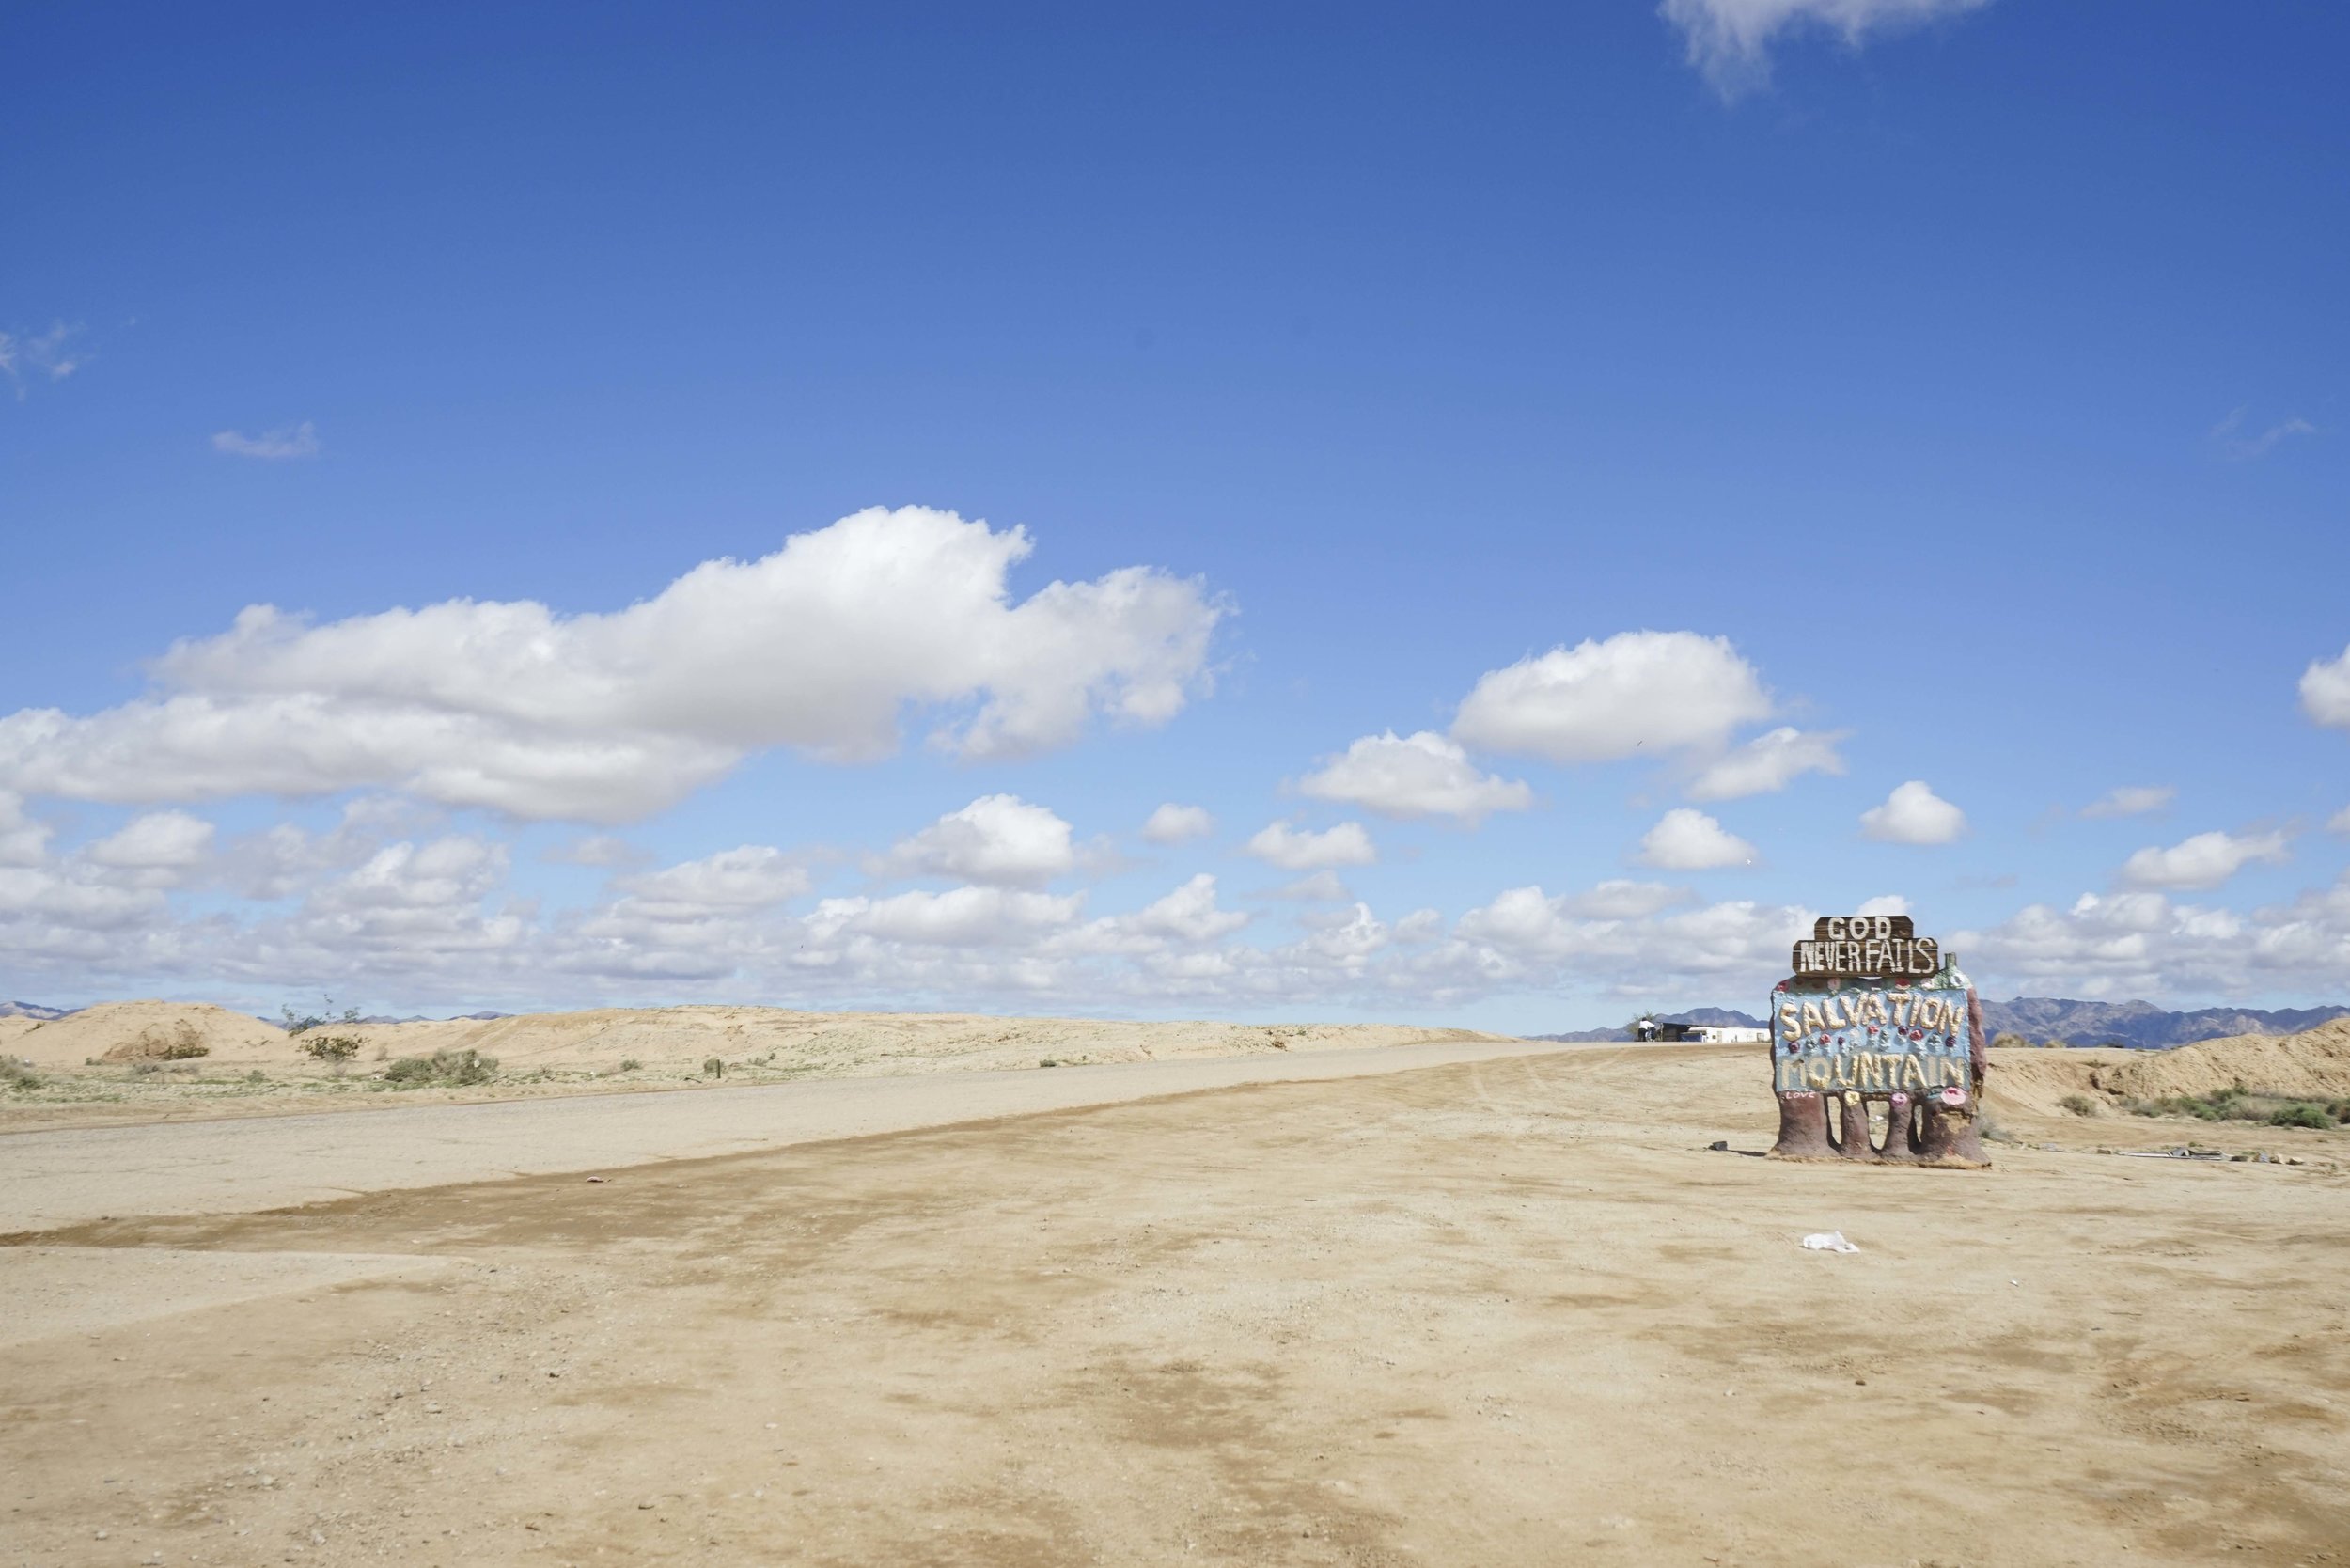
[2086,1014,2350,1100]
[1986,1017,2350,1117]
[3,1001,287,1069]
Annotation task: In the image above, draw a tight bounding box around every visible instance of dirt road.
[5,1044,2345,1566]
[0,1037,1572,1233]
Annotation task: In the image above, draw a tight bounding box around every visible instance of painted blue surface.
[1768,978,1974,1097]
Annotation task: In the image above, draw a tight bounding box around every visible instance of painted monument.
[1767,914,1990,1168]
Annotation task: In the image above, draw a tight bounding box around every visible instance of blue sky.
[4,0,2345,1029]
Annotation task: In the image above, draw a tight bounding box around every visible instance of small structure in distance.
[1633,1016,1769,1043]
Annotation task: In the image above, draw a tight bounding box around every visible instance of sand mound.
[2083,1015,2350,1101]
[1985,1018,2350,1118]
[5,1002,286,1069]
[5,1000,1505,1081]
[321,1007,1504,1076]
[1982,1045,2125,1116]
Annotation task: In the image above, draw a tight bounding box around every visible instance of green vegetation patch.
[384,1047,499,1087]
[2122,1085,2350,1130]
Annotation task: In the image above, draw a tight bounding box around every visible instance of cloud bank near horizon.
[1,509,2344,1019]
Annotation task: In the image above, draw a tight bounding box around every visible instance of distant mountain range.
[0,1000,509,1026]
[1979,998,2350,1050]
[1533,998,2350,1050]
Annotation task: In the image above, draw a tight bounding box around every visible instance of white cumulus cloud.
[0,792,55,867]
[1449,885,1805,994]
[1261,870,1355,903]
[1246,820,1377,871]
[2081,785,2175,820]
[1635,808,1757,870]
[618,846,812,914]
[1661,0,1992,97]
[1139,803,1214,844]
[810,886,1085,948]
[85,810,215,870]
[1450,631,1772,765]
[1859,780,1966,845]
[1296,730,1533,823]
[1954,878,2350,1001]
[212,421,321,460]
[2119,830,2289,892]
[2303,645,2350,729]
[0,507,1225,823]
[1559,880,1696,918]
[1111,874,1251,944]
[879,794,1077,887]
[1685,726,1846,801]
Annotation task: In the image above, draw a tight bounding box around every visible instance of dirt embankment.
[3,999,1508,1078]
[1988,1016,2350,1116]
[2,1001,287,1068]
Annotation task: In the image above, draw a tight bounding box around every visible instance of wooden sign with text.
[1791,914,1941,979]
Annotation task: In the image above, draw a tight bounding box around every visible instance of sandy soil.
[4,1043,2346,1566]
[0,1038,1573,1233]
[0,1002,1512,1135]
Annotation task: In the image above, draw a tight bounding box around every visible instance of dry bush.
[384,1048,498,1087]
[102,1021,212,1063]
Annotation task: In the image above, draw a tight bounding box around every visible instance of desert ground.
[4,1011,2348,1567]
[0,1000,1514,1135]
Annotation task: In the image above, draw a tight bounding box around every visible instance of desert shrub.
[102,1021,212,1063]
[2125,1088,2346,1129]
[244,1070,267,1084]
[617,1058,642,1073]
[435,1048,496,1085]
[2042,1038,2073,1050]
[702,1057,725,1078]
[300,1033,363,1062]
[0,1055,39,1090]
[1989,1031,2029,1050]
[384,1048,498,1087]
[2058,1092,2098,1117]
[1976,1109,2015,1143]
[153,1021,210,1058]
[280,996,361,1036]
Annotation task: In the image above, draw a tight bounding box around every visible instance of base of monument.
[1762,1148,1993,1168]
